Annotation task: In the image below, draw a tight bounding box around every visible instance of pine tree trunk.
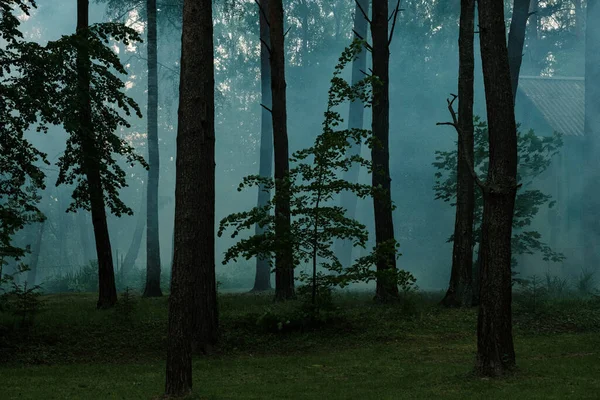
[476,0,518,376]
[26,221,45,286]
[507,0,530,101]
[76,0,117,310]
[269,0,295,301]
[442,0,475,308]
[165,0,216,395]
[371,0,399,302]
[252,0,273,292]
[335,0,369,270]
[144,0,162,298]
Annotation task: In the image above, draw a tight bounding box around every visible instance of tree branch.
[260,104,272,113]
[436,94,487,190]
[388,0,402,46]
[254,0,270,27]
[352,29,373,52]
[354,0,371,25]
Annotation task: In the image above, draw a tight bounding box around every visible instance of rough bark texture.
[582,0,600,271]
[335,0,369,270]
[507,0,530,101]
[122,190,146,276]
[442,0,475,308]
[269,0,295,301]
[26,221,45,286]
[77,0,117,310]
[252,0,273,292]
[144,0,162,298]
[476,0,518,376]
[165,0,216,395]
[371,0,399,301]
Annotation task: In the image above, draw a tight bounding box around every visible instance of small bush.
[7,281,44,330]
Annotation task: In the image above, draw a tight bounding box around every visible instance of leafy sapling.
[219,39,416,308]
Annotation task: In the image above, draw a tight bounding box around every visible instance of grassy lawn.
[1,291,600,399]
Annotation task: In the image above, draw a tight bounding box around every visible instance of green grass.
[1,290,600,399]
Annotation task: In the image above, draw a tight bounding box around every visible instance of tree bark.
[476,0,518,376]
[507,0,531,101]
[77,0,118,310]
[26,221,45,286]
[335,0,369,270]
[442,0,475,308]
[252,0,273,292]
[165,0,217,395]
[269,0,295,301]
[144,0,163,298]
[582,0,600,271]
[371,0,399,302]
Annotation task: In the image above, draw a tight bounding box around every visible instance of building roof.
[518,76,584,137]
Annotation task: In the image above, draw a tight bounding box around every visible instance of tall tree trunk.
[165,0,216,395]
[26,221,45,286]
[442,0,475,308]
[507,0,530,101]
[77,0,117,309]
[270,0,295,301]
[371,0,399,301]
[122,189,146,276]
[582,0,600,271]
[476,0,518,376]
[252,0,273,292]
[335,0,369,270]
[144,0,162,298]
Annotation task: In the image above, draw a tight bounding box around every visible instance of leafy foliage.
[218,39,415,304]
[0,0,47,264]
[6,281,43,330]
[433,117,565,266]
[39,23,147,215]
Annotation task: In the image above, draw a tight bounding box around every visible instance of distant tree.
[143,0,162,298]
[370,0,402,302]
[440,0,476,308]
[25,221,45,286]
[122,187,146,277]
[252,0,274,292]
[335,0,370,270]
[165,0,217,395]
[269,0,295,301]
[582,0,600,271]
[476,0,519,376]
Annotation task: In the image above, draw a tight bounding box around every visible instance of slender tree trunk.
[144,0,162,298]
[269,0,295,301]
[122,189,146,276]
[77,211,95,264]
[476,0,518,376]
[507,0,530,101]
[526,0,541,75]
[252,0,273,292]
[77,0,117,309]
[335,0,369,270]
[371,0,399,302]
[442,0,475,308]
[165,0,216,395]
[582,0,600,271]
[26,222,45,286]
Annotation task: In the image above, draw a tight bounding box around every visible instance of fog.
[7,0,592,292]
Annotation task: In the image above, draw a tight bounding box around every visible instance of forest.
[1,0,599,398]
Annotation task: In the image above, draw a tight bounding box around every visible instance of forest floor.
[1,290,600,399]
